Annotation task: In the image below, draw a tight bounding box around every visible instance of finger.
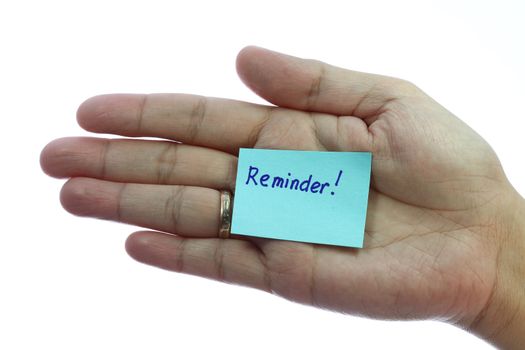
[41,137,237,190]
[77,93,273,155]
[126,231,270,291]
[60,178,220,237]
[236,46,418,118]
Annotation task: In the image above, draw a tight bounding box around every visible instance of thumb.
[235,46,405,118]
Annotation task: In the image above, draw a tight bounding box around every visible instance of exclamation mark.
[330,170,343,195]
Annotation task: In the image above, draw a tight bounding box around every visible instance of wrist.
[468,187,525,349]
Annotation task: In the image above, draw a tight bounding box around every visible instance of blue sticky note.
[231,148,372,248]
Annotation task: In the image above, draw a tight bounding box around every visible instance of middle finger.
[41,137,237,190]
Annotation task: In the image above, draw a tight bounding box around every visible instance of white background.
[1,0,524,349]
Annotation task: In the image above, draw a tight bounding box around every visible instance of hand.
[40,47,525,348]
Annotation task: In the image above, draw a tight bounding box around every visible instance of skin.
[40,46,525,348]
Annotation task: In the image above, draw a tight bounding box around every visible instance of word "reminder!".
[245,166,343,195]
[231,149,372,248]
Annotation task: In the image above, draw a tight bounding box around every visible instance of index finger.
[76,93,276,155]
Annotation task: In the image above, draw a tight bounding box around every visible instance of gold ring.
[219,190,232,239]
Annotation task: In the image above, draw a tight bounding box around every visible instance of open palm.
[41,46,511,328]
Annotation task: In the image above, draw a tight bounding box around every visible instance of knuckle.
[305,60,326,109]
[135,94,149,132]
[213,240,227,282]
[99,139,111,178]
[173,239,187,272]
[187,96,208,143]
[165,186,186,233]
[155,142,179,184]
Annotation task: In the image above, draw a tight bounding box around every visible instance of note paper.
[231,148,372,248]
